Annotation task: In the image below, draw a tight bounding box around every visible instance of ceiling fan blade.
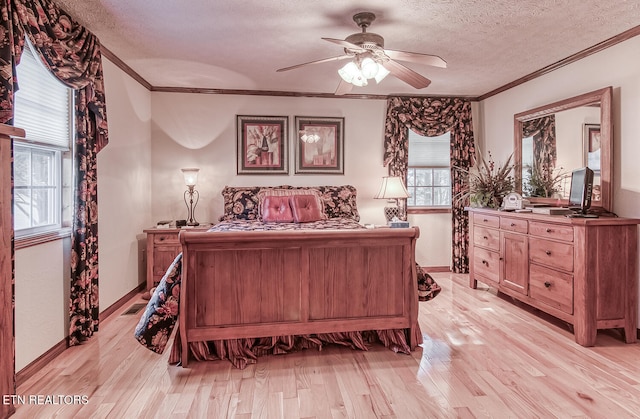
[384,49,447,68]
[382,59,431,89]
[276,55,351,72]
[334,79,353,96]
[322,37,365,52]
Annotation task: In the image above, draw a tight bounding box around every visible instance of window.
[406,130,451,207]
[13,43,72,237]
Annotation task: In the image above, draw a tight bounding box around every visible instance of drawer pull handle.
[482,260,488,266]
[546,228,552,233]
[510,222,516,227]
[483,236,488,240]
[544,281,551,288]
[483,218,488,222]
[545,250,552,255]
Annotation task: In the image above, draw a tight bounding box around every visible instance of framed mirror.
[513,86,613,212]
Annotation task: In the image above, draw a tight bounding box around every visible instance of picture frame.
[237,115,288,175]
[583,123,601,173]
[294,116,344,174]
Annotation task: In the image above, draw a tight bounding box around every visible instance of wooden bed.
[178,227,421,367]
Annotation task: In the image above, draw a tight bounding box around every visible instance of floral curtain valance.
[383,97,473,176]
[0,0,109,151]
[383,97,475,273]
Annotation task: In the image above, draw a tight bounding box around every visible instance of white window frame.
[407,131,452,209]
[13,41,73,244]
[13,142,62,235]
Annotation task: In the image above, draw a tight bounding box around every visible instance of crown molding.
[100,46,152,91]
[478,24,640,101]
[150,85,391,100]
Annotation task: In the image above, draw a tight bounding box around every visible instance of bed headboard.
[219,185,360,222]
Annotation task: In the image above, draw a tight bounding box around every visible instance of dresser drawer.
[530,264,573,314]
[529,238,574,272]
[500,216,528,234]
[529,221,574,242]
[473,246,500,284]
[153,232,180,245]
[474,226,500,251]
[473,213,500,228]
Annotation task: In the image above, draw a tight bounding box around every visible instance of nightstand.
[144,225,211,291]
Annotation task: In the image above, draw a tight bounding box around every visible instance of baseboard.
[422,266,451,273]
[16,338,67,388]
[99,282,146,322]
[16,282,145,388]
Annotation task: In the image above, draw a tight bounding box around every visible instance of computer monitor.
[568,167,594,215]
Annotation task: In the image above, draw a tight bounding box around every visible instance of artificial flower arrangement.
[455,150,514,209]
[523,163,567,198]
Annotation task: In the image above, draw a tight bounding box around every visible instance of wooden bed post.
[408,227,421,349]
[178,232,190,368]
[1,124,25,419]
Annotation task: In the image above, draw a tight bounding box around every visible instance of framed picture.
[237,115,288,175]
[294,116,344,174]
[583,123,601,172]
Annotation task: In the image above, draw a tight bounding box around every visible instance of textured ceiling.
[54,0,640,97]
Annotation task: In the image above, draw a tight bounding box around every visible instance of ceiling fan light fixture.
[279,12,442,94]
[338,61,359,83]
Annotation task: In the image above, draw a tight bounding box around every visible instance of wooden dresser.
[144,225,211,290]
[468,207,639,346]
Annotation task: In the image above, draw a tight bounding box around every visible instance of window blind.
[14,44,71,149]
[408,130,450,167]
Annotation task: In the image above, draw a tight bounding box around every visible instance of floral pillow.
[316,185,360,221]
[219,186,261,221]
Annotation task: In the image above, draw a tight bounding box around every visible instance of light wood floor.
[12,273,640,418]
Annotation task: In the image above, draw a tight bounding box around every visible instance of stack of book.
[529,207,573,215]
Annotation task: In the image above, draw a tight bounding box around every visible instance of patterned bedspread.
[208,218,366,231]
[134,219,439,368]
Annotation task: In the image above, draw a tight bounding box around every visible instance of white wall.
[150,93,456,267]
[97,59,153,309]
[14,58,152,371]
[481,35,640,324]
[14,240,68,371]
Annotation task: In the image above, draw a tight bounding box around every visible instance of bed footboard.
[178,227,420,367]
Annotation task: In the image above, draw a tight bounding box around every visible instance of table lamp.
[181,168,200,226]
[374,176,410,222]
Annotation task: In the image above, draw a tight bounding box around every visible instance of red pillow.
[290,194,325,223]
[261,195,294,222]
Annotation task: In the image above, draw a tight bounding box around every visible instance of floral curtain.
[384,97,475,273]
[522,115,556,173]
[0,0,109,345]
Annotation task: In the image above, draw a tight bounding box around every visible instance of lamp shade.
[360,57,379,79]
[374,65,390,83]
[181,168,199,187]
[338,61,359,83]
[374,176,410,200]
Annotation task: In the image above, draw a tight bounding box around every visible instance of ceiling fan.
[276,12,447,95]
